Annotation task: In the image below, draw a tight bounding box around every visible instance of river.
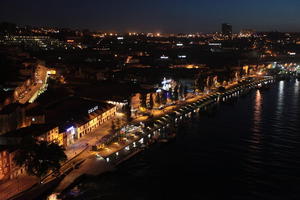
[64,79,300,200]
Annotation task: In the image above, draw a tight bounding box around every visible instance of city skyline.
[1,0,300,33]
[1,1,300,200]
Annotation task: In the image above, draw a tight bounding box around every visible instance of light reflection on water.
[253,89,262,134]
[294,79,299,96]
[251,89,263,147]
[276,80,285,117]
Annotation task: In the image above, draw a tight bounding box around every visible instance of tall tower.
[222,23,232,38]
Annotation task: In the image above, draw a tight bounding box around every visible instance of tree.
[111,120,116,133]
[206,76,214,89]
[195,76,206,92]
[115,118,122,129]
[155,93,161,106]
[124,104,132,122]
[183,85,188,98]
[14,137,67,182]
[178,83,186,99]
[139,93,147,108]
[148,94,154,109]
[172,85,179,101]
[161,91,167,105]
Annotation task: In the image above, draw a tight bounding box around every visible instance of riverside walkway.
[55,76,275,195]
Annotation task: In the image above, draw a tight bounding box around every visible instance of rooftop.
[27,96,115,130]
[0,103,22,115]
[1,124,57,139]
[74,81,147,102]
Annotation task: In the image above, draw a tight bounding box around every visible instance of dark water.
[68,79,300,200]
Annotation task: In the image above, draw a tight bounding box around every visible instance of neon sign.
[66,126,75,135]
[67,126,74,132]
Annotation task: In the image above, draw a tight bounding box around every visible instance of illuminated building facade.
[0,148,25,181]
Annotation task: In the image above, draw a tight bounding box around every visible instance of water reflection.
[295,79,299,95]
[65,81,300,200]
[251,89,263,147]
[276,81,285,118]
[253,90,262,133]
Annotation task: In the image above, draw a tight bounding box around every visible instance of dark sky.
[0,0,300,33]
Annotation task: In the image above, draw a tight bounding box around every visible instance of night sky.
[0,0,300,33]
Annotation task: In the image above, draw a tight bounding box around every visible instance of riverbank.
[53,76,275,200]
[4,76,274,200]
[64,78,300,200]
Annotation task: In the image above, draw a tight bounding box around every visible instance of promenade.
[56,78,270,195]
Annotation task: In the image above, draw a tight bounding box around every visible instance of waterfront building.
[0,97,117,180]
[0,147,24,181]
[35,96,117,147]
[0,124,62,146]
[0,124,63,181]
[62,103,117,146]
[25,97,117,147]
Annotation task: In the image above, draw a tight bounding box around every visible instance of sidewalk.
[64,120,113,159]
[53,118,127,192]
[54,154,109,193]
[55,93,217,193]
[64,114,128,158]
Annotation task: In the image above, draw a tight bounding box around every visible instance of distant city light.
[160,55,169,59]
[47,193,58,200]
[178,55,187,59]
[47,70,56,75]
[288,52,296,56]
[209,43,222,46]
